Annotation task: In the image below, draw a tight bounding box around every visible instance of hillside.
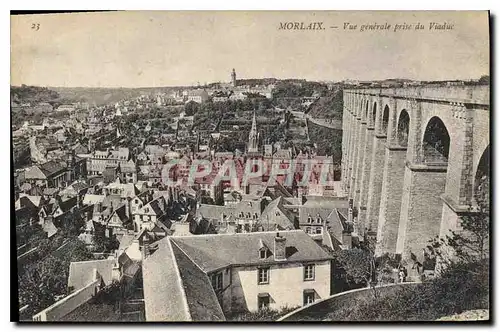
[51,87,170,106]
[307,89,343,120]
[11,85,60,104]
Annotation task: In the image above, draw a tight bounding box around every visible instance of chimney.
[342,232,352,249]
[142,233,150,260]
[274,232,286,261]
[111,259,121,282]
[124,200,130,218]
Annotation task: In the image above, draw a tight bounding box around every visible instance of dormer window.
[307,215,312,223]
[259,248,269,259]
[316,216,322,223]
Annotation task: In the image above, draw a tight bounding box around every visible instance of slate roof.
[71,181,89,193]
[104,183,139,198]
[170,243,225,321]
[83,194,106,205]
[143,235,225,322]
[68,258,116,291]
[15,195,40,210]
[197,204,227,221]
[107,204,128,224]
[55,196,78,214]
[260,197,296,230]
[299,197,349,224]
[38,160,66,177]
[170,230,333,273]
[119,160,137,173]
[143,238,192,321]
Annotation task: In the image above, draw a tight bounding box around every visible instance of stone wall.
[278,282,421,321]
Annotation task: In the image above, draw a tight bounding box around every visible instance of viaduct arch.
[342,85,490,267]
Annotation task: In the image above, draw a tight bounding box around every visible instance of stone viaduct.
[341,85,490,263]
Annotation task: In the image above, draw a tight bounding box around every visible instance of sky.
[11,11,490,88]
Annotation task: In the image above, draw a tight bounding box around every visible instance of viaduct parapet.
[341,85,490,264]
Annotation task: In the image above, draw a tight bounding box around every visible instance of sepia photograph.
[10,10,490,322]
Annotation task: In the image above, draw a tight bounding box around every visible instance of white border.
[3,1,497,331]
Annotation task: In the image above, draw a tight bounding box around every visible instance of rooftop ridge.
[171,229,303,239]
[69,258,116,265]
[166,236,192,320]
[169,238,206,274]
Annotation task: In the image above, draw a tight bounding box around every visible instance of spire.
[251,112,257,133]
[248,112,258,153]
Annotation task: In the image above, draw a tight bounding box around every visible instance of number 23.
[31,23,40,31]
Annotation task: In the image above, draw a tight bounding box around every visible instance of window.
[259,248,268,259]
[211,272,223,291]
[304,264,315,281]
[307,215,312,223]
[306,227,311,234]
[303,290,315,305]
[258,267,270,284]
[315,227,322,234]
[316,216,322,223]
[258,294,270,310]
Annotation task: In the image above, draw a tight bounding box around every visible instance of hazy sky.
[11,11,489,87]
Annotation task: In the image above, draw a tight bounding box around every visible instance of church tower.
[248,112,259,153]
[231,68,237,88]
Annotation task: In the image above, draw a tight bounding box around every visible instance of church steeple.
[248,112,259,153]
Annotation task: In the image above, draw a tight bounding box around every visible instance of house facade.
[143,230,333,321]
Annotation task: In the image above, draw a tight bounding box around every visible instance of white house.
[143,230,333,321]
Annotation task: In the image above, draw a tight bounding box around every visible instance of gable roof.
[170,230,333,273]
[170,243,225,321]
[55,196,78,214]
[260,196,296,230]
[143,236,225,322]
[299,197,349,224]
[38,160,66,177]
[143,238,192,321]
[15,195,41,210]
[107,204,128,224]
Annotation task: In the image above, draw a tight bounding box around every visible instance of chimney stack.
[274,232,286,261]
[142,233,150,260]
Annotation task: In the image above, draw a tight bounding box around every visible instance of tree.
[334,248,372,288]
[93,234,119,253]
[478,75,490,85]
[432,175,490,267]
[184,101,200,116]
